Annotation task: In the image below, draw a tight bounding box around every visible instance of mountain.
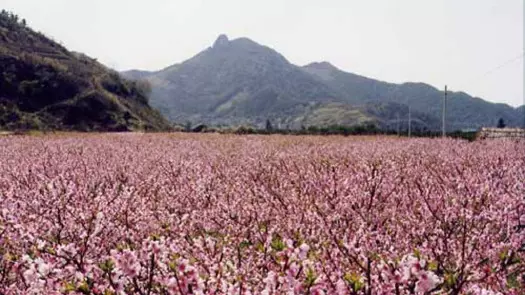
[303,62,523,130]
[123,35,523,131]
[125,35,342,128]
[0,11,171,131]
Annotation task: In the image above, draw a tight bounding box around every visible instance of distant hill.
[0,11,171,131]
[303,62,522,130]
[123,35,523,131]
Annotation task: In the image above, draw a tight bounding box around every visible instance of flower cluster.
[0,134,523,294]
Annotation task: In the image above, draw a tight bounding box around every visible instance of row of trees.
[176,116,514,141]
[178,120,482,140]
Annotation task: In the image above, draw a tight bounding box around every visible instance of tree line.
[0,10,26,28]
[179,120,480,140]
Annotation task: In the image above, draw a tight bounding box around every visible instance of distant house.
[460,128,479,133]
[477,127,525,140]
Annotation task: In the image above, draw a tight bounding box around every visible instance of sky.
[2,0,524,107]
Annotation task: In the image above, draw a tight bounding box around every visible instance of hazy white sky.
[2,0,524,107]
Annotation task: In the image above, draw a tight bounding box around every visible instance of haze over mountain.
[0,11,170,131]
[123,35,524,131]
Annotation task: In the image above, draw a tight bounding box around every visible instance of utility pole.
[408,105,412,138]
[442,85,447,137]
[397,113,401,136]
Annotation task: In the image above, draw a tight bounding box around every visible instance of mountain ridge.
[121,35,523,130]
[124,35,341,127]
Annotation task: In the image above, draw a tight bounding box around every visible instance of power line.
[442,85,447,137]
[460,52,524,87]
[447,52,524,130]
[396,52,524,134]
[408,105,411,137]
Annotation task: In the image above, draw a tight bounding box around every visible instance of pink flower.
[335,279,347,295]
[298,243,310,260]
[415,271,441,294]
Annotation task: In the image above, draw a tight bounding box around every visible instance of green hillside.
[0,10,171,131]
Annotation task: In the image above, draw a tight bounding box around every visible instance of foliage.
[497,118,506,129]
[186,122,483,140]
[0,134,523,294]
[0,10,25,29]
[0,10,171,132]
[192,124,207,132]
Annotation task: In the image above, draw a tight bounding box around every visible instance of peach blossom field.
[0,133,524,294]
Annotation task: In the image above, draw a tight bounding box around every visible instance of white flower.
[35,258,50,276]
[36,239,46,250]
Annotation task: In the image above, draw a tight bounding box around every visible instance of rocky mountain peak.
[305,61,338,70]
[213,34,229,48]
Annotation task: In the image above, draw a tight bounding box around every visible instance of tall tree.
[497,118,506,128]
